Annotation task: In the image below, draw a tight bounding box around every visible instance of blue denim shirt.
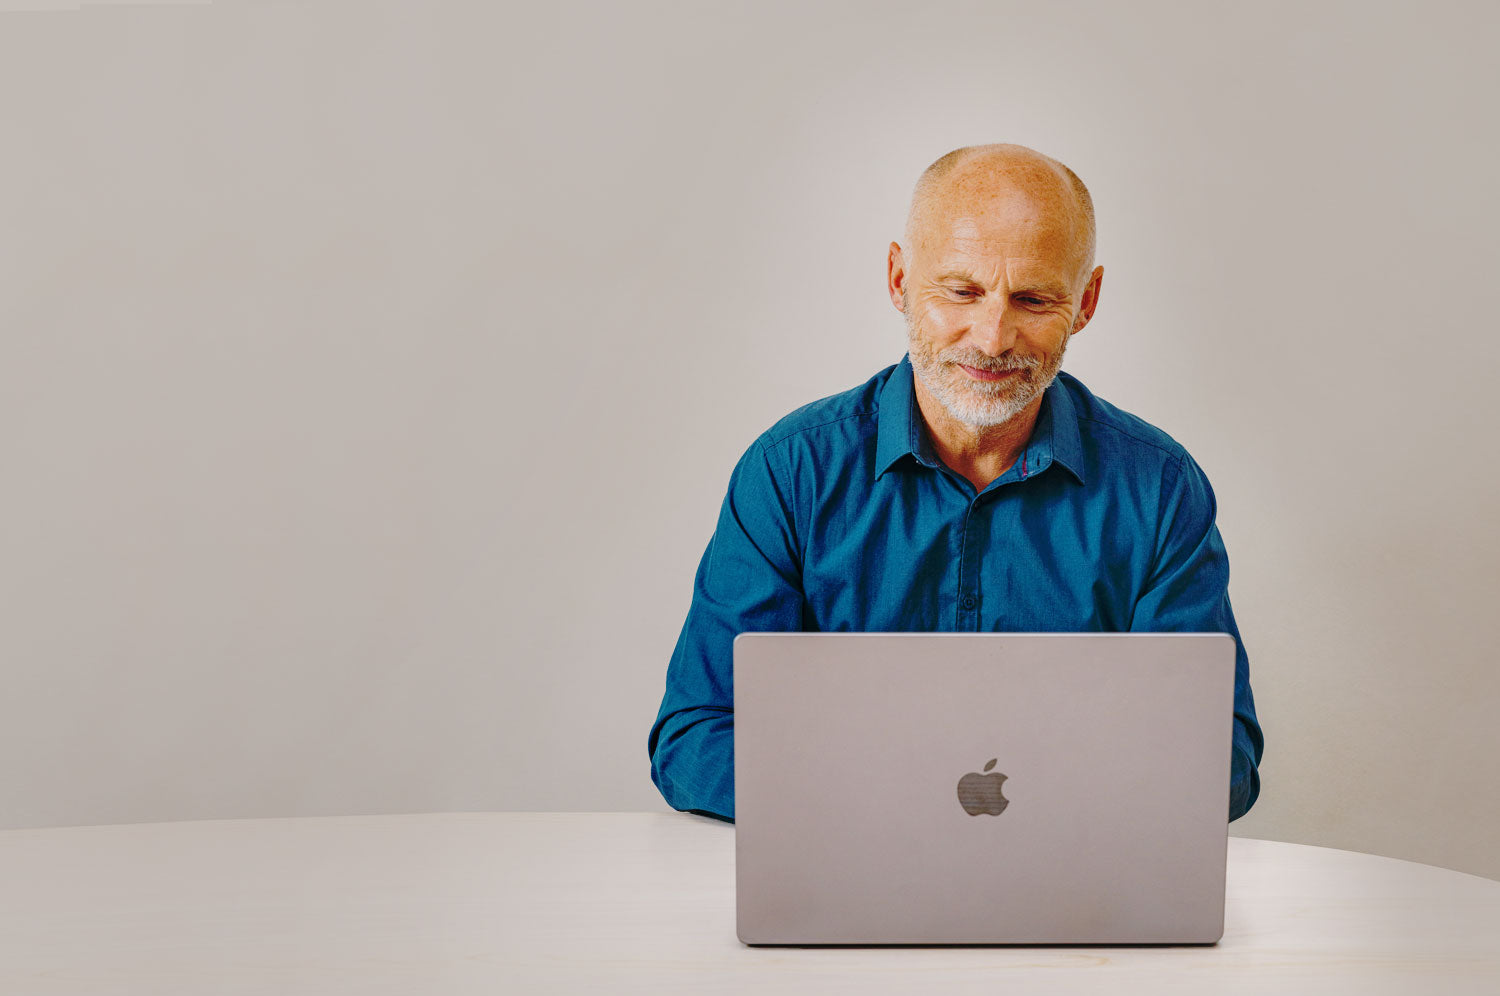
[648,354,1264,822]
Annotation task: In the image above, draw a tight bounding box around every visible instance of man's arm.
[647,434,804,821]
[1129,451,1265,822]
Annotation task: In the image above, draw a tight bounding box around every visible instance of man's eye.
[952,289,978,298]
[1018,296,1044,306]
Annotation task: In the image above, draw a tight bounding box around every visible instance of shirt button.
[960,594,977,610]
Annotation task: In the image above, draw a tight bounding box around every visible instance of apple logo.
[957,758,1009,816]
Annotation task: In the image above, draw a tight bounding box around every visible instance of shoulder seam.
[764,408,876,448]
[1076,413,1184,459]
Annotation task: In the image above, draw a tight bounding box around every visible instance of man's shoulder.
[1057,370,1192,467]
[755,362,895,449]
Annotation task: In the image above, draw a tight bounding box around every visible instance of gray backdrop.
[3,0,1497,881]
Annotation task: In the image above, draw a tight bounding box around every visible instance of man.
[647,143,1264,823]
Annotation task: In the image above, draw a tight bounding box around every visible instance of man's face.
[899,186,1093,429]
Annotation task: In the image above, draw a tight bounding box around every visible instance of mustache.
[940,353,1039,374]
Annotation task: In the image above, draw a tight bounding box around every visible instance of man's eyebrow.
[1020,284,1070,298]
[934,271,1069,297]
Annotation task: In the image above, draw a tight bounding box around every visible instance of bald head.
[903,143,1096,287]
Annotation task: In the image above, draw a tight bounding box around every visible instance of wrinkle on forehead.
[920,198,1082,288]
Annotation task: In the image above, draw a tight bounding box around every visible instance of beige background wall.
[2,0,1497,879]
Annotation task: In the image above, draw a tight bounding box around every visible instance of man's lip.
[956,363,1019,381]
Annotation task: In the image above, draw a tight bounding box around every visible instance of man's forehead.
[942,198,1075,245]
[924,213,1080,280]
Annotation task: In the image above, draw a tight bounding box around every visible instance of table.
[1,812,1497,994]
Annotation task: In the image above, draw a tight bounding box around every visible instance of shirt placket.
[954,496,990,630]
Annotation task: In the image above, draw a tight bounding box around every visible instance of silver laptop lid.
[734,632,1236,945]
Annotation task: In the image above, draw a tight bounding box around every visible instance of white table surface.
[1,812,1497,994]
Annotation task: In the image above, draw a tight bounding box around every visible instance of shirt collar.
[1041,371,1087,485]
[876,353,1087,485]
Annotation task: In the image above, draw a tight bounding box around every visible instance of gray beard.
[905,317,1069,429]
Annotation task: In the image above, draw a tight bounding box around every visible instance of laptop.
[733,632,1236,946]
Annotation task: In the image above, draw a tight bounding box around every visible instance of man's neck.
[912,377,1044,494]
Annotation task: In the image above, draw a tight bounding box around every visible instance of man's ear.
[887,242,909,313]
[1072,265,1104,333]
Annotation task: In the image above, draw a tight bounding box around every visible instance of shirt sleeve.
[647,433,805,821]
[1129,451,1265,822]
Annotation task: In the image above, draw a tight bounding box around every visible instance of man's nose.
[967,300,1020,356]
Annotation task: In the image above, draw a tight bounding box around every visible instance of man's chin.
[951,373,1026,402]
[940,379,1035,425]
[939,394,1023,428]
